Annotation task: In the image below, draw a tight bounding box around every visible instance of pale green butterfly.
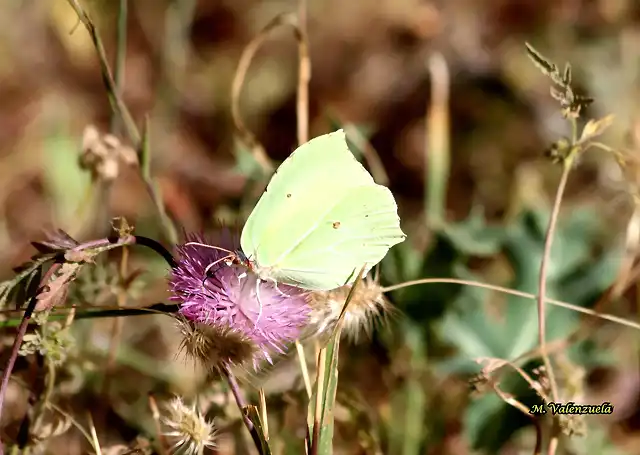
[238,129,406,291]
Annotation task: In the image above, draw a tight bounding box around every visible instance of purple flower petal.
[169,230,310,367]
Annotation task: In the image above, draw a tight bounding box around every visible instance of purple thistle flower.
[169,230,310,367]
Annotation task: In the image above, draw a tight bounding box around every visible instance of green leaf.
[440,208,505,257]
[438,208,620,451]
[233,138,266,178]
[387,322,427,455]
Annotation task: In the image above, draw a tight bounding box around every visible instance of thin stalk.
[110,0,128,135]
[537,160,571,407]
[31,358,56,435]
[220,366,266,455]
[0,263,60,455]
[65,0,179,245]
[148,393,169,455]
[382,278,640,331]
[539,116,579,455]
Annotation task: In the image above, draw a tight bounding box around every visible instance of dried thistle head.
[307,276,394,342]
[162,397,217,455]
[169,231,311,368]
[176,317,257,372]
[79,125,138,182]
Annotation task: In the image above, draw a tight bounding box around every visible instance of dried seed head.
[162,397,217,455]
[176,317,257,371]
[307,276,394,342]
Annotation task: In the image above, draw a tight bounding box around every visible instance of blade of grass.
[243,405,273,455]
[258,388,269,442]
[308,337,340,455]
[425,52,450,228]
[307,268,365,454]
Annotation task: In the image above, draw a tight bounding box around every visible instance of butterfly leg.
[272,280,293,297]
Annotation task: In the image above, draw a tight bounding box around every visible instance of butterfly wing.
[240,129,405,290]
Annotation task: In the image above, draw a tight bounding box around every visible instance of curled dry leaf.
[35,263,83,311]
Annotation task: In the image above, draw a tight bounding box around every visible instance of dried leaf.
[580,114,615,142]
[63,250,95,263]
[35,263,83,312]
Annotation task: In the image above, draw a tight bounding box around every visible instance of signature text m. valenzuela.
[529,402,614,415]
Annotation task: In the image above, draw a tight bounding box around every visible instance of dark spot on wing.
[332,221,341,229]
[365,214,369,217]
[286,193,292,198]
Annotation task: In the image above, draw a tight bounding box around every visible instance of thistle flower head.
[169,231,311,368]
[307,276,393,342]
[162,396,217,455]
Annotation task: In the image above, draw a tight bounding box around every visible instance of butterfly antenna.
[203,254,235,277]
[200,254,235,298]
[185,242,235,256]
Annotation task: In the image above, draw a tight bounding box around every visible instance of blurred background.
[2,0,640,454]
